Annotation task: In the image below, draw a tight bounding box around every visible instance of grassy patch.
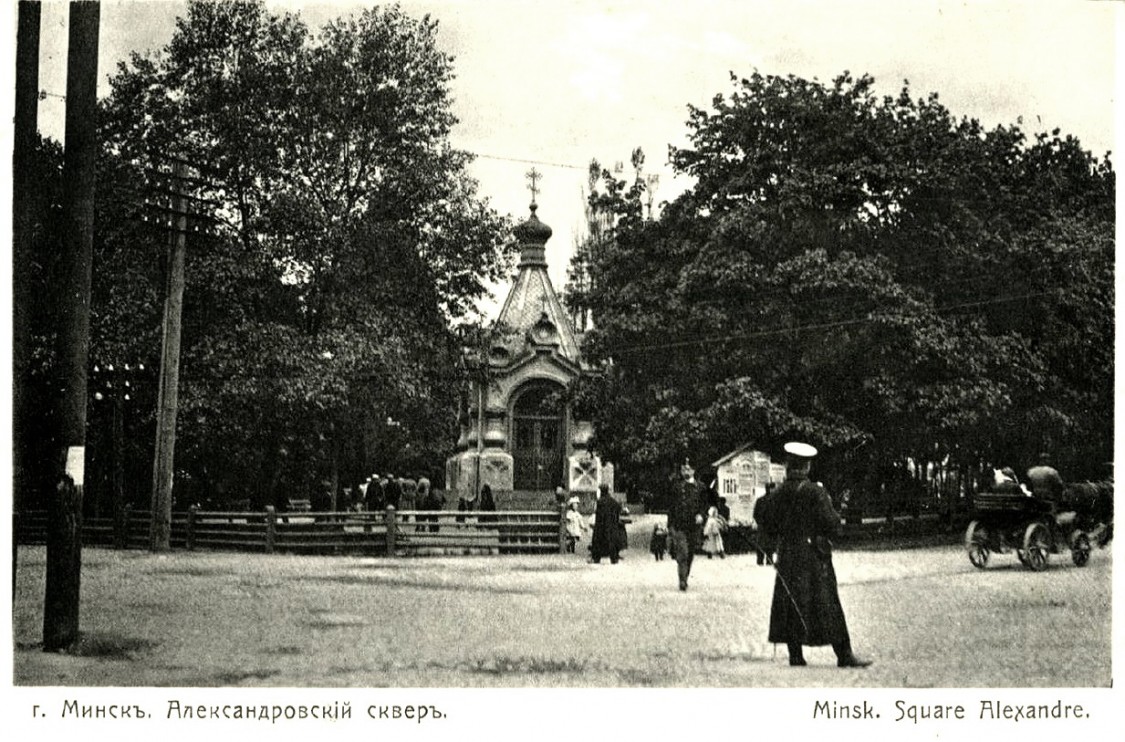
[690,649,767,663]
[287,574,529,594]
[616,668,665,686]
[303,614,368,629]
[214,669,280,684]
[72,632,159,660]
[151,566,235,578]
[508,563,579,573]
[1004,598,1068,609]
[266,645,303,656]
[467,656,590,675]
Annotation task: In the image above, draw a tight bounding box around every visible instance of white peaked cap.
[783,441,818,459]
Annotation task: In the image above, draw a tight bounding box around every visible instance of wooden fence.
[14,505,566,557]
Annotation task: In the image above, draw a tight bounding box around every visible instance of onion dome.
[513,203,552,267]
[513,203,553,244]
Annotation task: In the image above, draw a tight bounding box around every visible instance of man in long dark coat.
[753,442,871,668]
[1026,454,1066,502]
[590,484,623,564]
[667,462,707,591]
[383,474,402,510]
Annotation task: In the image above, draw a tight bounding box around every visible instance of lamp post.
[92,362,145,549]
[459,327,488,498]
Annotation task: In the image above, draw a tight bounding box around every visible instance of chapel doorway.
[511,381,566,491]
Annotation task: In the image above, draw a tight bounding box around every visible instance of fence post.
[120,503,132,550]
[385,505,397,557]
[186,504,198,551]
[112,497,126,550]
[265,506,277,553]
[558,503,568,554]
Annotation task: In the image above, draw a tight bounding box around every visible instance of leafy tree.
[570,71,1113,508]
[84,0,513,508]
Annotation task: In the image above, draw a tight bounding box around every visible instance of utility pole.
[13,0,41,597]
[44,0,100,653]
[149,161,190,552]
[13,0,41,509]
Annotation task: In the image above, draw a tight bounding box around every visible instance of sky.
[13,0,1121,309]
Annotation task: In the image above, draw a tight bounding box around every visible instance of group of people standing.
[456,483,497,521]
[355,472,444,516]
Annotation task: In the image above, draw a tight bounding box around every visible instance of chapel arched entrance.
[511,381,566,491]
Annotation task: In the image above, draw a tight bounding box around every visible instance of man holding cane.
[753,442,871,668]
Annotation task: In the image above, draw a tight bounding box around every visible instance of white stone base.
[444,450,514,494]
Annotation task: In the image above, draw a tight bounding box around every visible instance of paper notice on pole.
[65,446,86,487]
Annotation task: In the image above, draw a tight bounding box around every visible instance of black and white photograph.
[4,0,1120,738]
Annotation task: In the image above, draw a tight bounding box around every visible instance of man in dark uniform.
[753,442,871,668]
[1026,454,1066,501]
[667,462,707,591]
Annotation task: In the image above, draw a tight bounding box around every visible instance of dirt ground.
[11,515,1113,688]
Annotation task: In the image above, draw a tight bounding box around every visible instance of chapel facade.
[444,202,612,507]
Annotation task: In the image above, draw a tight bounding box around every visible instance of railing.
[15,505,566,557]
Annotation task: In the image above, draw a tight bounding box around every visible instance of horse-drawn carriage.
[964,482,1113,571]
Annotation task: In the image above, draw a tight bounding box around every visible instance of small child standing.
[650,523,668,561]
[702,505,726,559]
[564,497,587,554]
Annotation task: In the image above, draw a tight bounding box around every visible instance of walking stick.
[764,549,810,636]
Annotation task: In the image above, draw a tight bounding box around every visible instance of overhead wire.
[607,289,1063,356]
[39,93,1096,367]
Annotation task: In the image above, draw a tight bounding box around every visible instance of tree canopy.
[75,0,514,508]
[569,71,1113,500]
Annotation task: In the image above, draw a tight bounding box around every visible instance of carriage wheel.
[1016,549,1030,567]
[965,520,987,547]
[968,543,990,569]
[965,521,989,568]
[1096,523,1113,548]
[1071,532,1091,567]
[1022,522,1050,571]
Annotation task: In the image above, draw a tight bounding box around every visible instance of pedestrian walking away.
[590,484,623,564]
[667,461,707,590]
[753,442,872,668]
[455,487,475,523]
[478,484,497,524]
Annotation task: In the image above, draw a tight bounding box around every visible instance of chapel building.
[444,202,612,508]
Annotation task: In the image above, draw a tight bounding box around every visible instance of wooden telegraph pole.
[150,161,190,552]
[44,0,100,652]
[13,0,41,597]
[13,1,41,515]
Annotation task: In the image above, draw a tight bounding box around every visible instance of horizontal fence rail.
[15,505,567,557]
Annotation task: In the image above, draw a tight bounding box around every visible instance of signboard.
[715,449,773,525]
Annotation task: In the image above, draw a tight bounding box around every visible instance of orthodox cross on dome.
[525,167,542,206]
